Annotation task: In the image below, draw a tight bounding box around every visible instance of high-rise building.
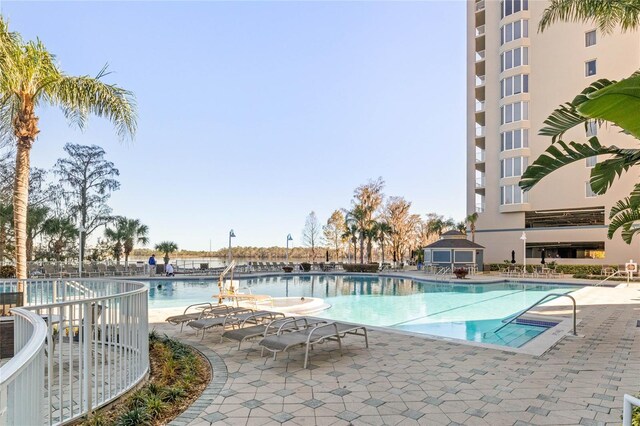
[467,0,640,265]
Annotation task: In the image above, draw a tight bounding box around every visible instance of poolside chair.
[222,316,321,349]
[188,308,262,339]
[259,321,369,369]
[166,303,236,331]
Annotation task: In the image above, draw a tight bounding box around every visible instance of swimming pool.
[145,275,578,348]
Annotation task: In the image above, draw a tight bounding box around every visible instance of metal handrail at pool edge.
[493,293,577,336]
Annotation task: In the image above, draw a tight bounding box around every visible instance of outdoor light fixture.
[520,231,527,269]
[228,229,236,264]
[286,234,293,262]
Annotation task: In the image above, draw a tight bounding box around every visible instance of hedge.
[483,263,613,275]
[342,263,379,273]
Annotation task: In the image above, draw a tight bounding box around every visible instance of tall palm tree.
[465,212,479,243]
[345,207,367,264]
[341,222,359,264]
[0,19,136,284]
[539,0,640,34]
[155,241,178,266]
[521,1,640,243]
[373,221,393,264]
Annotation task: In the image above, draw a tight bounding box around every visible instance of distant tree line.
[300,177,479,264]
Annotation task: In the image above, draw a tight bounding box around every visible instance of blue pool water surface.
[144,275,578,348]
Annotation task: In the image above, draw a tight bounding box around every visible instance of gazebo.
[423,230,485,272]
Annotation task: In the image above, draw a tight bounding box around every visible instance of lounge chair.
[259,321,369,369]
[188,308,270,339]
[166,303,237,331]
[222,316,320,349]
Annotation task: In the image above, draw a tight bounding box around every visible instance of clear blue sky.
[2,1,466,251]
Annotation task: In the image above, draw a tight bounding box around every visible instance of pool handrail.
[493,293,577,336]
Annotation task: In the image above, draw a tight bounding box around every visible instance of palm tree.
[521,3,640,243]
[0,19,136,284]
[345,207,367,263]
[120,218,149,267]
[341,222,359,263]
[104,223,124,264]
[373,221,393,264]
[465,212,479,243]
[155,241,178,266]
[42,217,78,262]
[539,0,640,34]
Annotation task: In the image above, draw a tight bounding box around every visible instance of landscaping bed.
[81,332,211,426]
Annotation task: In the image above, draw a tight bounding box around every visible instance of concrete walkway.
[152,280,640,426]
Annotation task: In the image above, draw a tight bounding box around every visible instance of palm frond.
[46,72,137,141]
[609,198,633,219]
[575,71,640,139]
[538,103,588,142]
[539,0,640,34]
[590,147,640,194]
[608,206,640,243]
[519,138,617,191]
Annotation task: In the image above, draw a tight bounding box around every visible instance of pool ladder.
[492,293,577,336]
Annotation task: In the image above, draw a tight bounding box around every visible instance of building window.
[586,156,597,168]
[586,120,598,137]
[500,74,529,98]
[585,181,597,197]
[525,207,605,228]
[500,102,529,124]
[500,47,528,72]
[432,250,451,263]
[585,30,596,47]
[501,0,529,19]
[501,128,532,151]
[586,60,597,76]
[500,156,529,178]
[500,20,529,45]
[526,241,605,259]
[500,185,528,205]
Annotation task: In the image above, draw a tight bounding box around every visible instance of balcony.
[475,25,485,37]
[476,149,485,163]
[475,126,485,138]
[475,100,485,112]
[475,50,485,62]
[476,202,486,213]
[475,0,485,12]
[476,176,485,188]
[475,75,485,87]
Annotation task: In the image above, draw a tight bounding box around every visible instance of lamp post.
[286,234,293,262]
[228,229,236,264]
[78,225,85,277]
[520,231,527,270]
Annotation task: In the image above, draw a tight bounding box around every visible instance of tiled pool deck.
[150,277,640,426]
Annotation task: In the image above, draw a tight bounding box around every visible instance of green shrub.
[115,407,150,426]
[483,263,613,276]
[0,265,15,278]
[342,263,379,273]
[143,395,167,419]
[300,262,311,272]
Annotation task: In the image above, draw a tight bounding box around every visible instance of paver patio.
[149,279,640,426]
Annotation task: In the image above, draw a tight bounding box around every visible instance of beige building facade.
[467,0,640,266]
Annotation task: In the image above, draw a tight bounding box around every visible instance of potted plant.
[453,267,469,279]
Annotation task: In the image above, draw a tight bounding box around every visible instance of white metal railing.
[476,126,485,137]
[476,149,485,162]
[623,394,640,426]
[476,50,485,62]
[476,176,486,188]
[475,0,485,12]
[0,279,148,426]
[476,202,486,213]
[475,25,486,37]
[0,308,46,426]
[475,100,485,112]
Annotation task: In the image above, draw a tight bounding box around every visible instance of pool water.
[144,275,577,348]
